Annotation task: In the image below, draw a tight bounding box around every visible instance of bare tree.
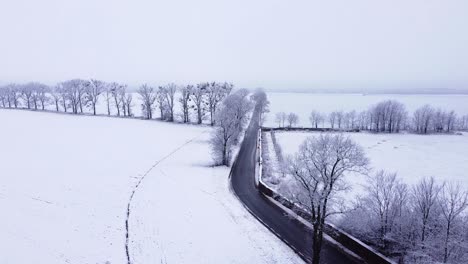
[413,105,435,134]
[336,111,344,129]
[21,83,34,109]
[206,82,233,125]
[364,171,408,248]
[191,83,207,124]
[329,111,337,129]
[286,134,368,264]
[109,82,122,116]
[123,92,133,117]
[56,83,69,112]
[51,85,61,112]
[309,110,324,128]
[287,112,299,127]
[357,111,369,130]
[275,112,287,128]
[445,110,457,133]
[62,79,84,114]
[103,84,112,116]
[37,84,49,110]
[179,84,193,123]
[118,84,129,117]
[138,84,157,119]
[86,79,105,115]
[412,176,441,246]
[7,84,20,108]
[161,83,177,121]
[439,182,468,263]
[156,87,166,120]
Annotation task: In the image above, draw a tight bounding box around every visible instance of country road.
[230,104,354,264]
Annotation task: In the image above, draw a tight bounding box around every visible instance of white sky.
[1,0,467,90]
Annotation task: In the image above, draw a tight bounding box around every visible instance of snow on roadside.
[128,131,304,264]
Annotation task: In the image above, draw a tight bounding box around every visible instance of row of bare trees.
[273,100,468,134]
[341,174,468,264]
[274,112,299,128]
[0,81,233,125]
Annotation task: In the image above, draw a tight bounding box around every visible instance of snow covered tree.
[413,105,435,134]
[329,111,337,129]
[109,82,123,116]
[62,79,86,114]
[122,92,133,117]
[155,87,166,120]
[286,134,368,264]
[287,112,299,127]
[192,83,208,124]
[160,83,177,121]
[206,82,233,125]
[412,177,441,247]
[36,84,49,110]
[86,79,105,115]
[51,85,62,112]
[439,182,468,263]
[309,110,324,128]
[179,84,193,123]
[252,88,269,115]
[20,83,34,109]
[103,84,112,116]
[138,84,157,119]
[210,89,252,166]
[275,112,287,128]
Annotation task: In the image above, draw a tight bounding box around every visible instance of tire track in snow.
[124,131,207,264]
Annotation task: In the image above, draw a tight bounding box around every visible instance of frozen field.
[265,92,468,127]
[0,110,302,264]
[272,131,468,198]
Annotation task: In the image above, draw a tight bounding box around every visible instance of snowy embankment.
[0,110,303,264]
[272,131,468,199]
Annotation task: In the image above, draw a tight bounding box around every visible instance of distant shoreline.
[264,89,468,95]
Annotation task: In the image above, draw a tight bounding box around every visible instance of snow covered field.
[265,92,468,127]
[272,131,468,198]
[0,110,302,264]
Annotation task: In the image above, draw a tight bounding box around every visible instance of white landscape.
[2,1,468,263]
[0,110,302,264]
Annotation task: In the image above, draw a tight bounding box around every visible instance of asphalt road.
[230,104,354,264]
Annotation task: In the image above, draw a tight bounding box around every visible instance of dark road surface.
[230,105,354,264]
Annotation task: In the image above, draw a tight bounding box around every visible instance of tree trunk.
[312,222,323,264]
[443,221,451,263]
[93,104,96,115]
[197,106,202,124]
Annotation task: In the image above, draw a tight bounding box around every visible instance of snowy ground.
[264,92,468,127]
[0,110,302,264]
[271,131,468,199]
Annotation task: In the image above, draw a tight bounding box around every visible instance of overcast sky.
[1,0,467,90]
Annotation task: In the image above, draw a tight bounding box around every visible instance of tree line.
[275,99,468,133]
[0,80,233,125]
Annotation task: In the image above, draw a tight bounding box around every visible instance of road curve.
[230,104,354,264]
